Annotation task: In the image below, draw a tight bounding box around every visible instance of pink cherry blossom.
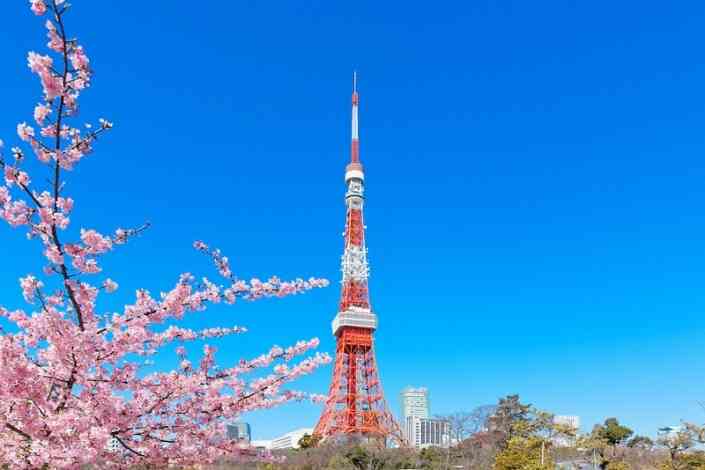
[70,46,90,71]
[0,2,331,467]
[57,196,73,213]
[42,74,63,100]
[2,200,31,226]
[33,103,51,125]
[80,228,112,254]
[40,124,57,137]
[102,278,118,293]
[26,51,64,100]
[71,255,100,273]
[45,20,64,52]
[26,51,52,75]
[29,0,46,16]
[44,245,64,264]
[4,166,17,185]
[32,145,52,163]
[19,275,42,303]
[16,171,30,187]
[17,122,35,141]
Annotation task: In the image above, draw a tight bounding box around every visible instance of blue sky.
[2,0,705,439]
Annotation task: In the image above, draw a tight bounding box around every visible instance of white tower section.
[331,169,378,335]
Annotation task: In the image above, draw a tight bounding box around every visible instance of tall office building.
[405,416,450,449]
[400,387,429,420]
[400,387,448,448]
[226,422,251,443]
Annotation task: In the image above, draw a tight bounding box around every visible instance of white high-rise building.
[405,416,450,449]
[401,387,429,420]
[400,387,448,448]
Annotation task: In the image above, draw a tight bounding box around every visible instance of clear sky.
[2,0,705,440]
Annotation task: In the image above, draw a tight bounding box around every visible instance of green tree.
[326,453,353,470]
[658,428,701,470]
[484,394,566,469]
[595,418,634,458]
[606,463,630,470]
[490,395,534,447]
[596,418,634,447]
[344,445,388,470]
[297,433,321,449]
[256,464,278,470]
[627,435,653,449]
[578,430,610,469]
[489,395,557,452]
[419,447,445,469]
[493,436,553,470]
[676,452,705,469]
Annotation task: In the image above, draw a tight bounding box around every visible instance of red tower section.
[313,74,404,445]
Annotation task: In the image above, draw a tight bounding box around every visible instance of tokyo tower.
[313,73,404,445]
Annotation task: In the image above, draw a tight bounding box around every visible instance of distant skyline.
[2,1,705,440]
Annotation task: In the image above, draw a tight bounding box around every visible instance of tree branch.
[5,423,31,440]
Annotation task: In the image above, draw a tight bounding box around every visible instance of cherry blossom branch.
[5,423,31,441]
[0,156,43,209]
[0,2,331,467]
[95,267,326,335]
[111,433,145,457]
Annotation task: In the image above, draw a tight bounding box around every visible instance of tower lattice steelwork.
[313,74,404,445]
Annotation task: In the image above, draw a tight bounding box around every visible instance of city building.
[400,386,449,448]
[226,422,251,443]
[405,416,450,449]
[106,436,121,453]
[313,74,402,444]
[269,428,314,450]
[658,425,683,438]
[250,439,273,450]
[401,387,429,420]
[553,416,580,447]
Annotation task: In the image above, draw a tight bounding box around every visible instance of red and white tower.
[313,74,404,444]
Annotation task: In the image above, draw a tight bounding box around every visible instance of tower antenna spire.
[351,72,360,163]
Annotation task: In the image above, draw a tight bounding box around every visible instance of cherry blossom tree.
[0,1,330,468]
